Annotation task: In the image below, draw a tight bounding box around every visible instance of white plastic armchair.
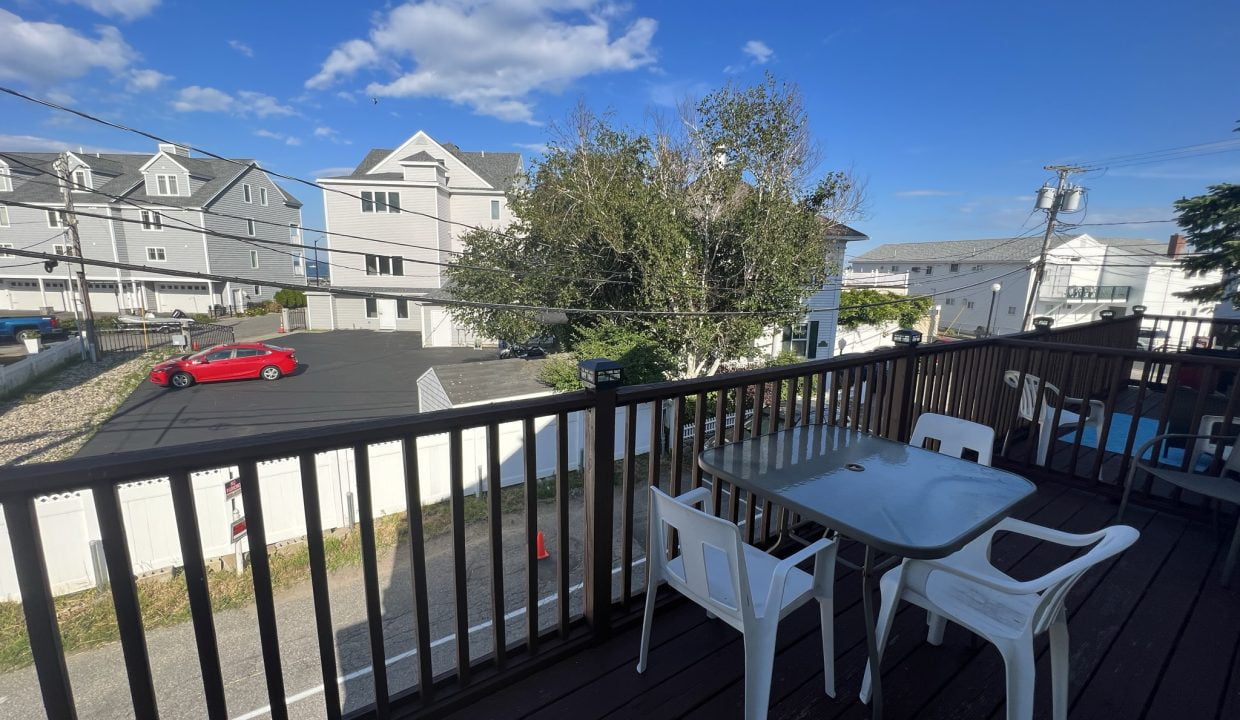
[910,412,996,466]
[860,517,1138,720]
[1002,371,1105,465]
[637,486,839,720]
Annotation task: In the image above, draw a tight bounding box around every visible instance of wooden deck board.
[440,481,1232,720]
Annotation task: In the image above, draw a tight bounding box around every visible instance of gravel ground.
[0,351,163,466]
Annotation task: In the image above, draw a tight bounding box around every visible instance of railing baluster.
[670,396,686,495]
[690,391,707,489]
[400,438,435,702]
[448,430,471,686]
[621,404,638,606]
[800,373,813,428]
[555,411,571,639]
[238,460,288,720]
[522,418,540,655]
[168,470,229,720]
[814,371,827,426]
[1088,357,1127,485]
[647,400,663,491]
[486,424,506,669]
[352,444,390,716]
[4,498,77,720]
[751,381,766,437]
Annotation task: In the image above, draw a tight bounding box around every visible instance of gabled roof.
[0,150,301,210]
[853,235,1078,264]
[821,221,868,240]
[330,137,522,190]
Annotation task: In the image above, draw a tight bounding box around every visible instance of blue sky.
[2,0,1237,262]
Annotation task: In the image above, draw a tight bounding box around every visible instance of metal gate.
[285,308,307,331]
[96,323,236,355]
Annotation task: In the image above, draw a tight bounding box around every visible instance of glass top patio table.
[698,424,1036,559]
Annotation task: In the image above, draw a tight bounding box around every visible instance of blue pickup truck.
[0,314,61,340]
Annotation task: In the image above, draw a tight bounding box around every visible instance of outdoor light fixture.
[1132,305,1147,315]
[578,358,623,391]
[1099,309,1116,320]
[892,328,923,346]
[1032,316,1054,330]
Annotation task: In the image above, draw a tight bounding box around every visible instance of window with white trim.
[966,300,976,309]
[0,243,12,258]
[944,297,956,306]
[360,191,401,213]
[253,285,261,295]
[397,299,409,318]
[490,199,500,220]
[0,206,8,227]
[949,264,959,272]
[52,243,78,257]
[365,254,404,276]
[365,298,378,318]
[971,264,984,272]
[154,174,180,196]
[47,210,68,228]
[259,187,267,206]
[72,169,91,190]
[249,250,259,269]
[146,247,166,261]
[243,183,252,203]
[246,218,256,236]
[0,162,10,192]
[140,210,162,231]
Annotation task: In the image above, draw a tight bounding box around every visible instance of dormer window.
[155,174,180,196]
[0,162,12,192]
[72,169,91,191]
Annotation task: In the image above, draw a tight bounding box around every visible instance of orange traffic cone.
[192,340,199,350]
[536,531,550,561]
[278,319,286,334]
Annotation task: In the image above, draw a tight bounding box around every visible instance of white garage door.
[85,281,120,313]
[42,280,70,311]
[2,279,43,311]
[155,283,210,313]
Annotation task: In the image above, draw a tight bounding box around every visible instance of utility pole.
[1021,165,1084,330]
[55,153,99,361]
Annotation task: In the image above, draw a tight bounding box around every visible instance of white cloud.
[895,189,957,198]
[313,126,335,138]
[312,166,355,178]
[514,142,549,154]
[742,40,773,64]
[126,68,171,92]
[0,9,135,84]
[305,1,658,123]
[255,129,301,146]
[0,133,135,153]
[335,90,357,102]
[237,90,296,117]
[228,40,254,57]
[65,0,161,21]
[171,87,296,117]
[171,85,235,113]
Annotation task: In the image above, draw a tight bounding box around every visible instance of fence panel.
[96,323,235,355]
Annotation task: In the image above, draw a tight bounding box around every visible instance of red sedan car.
[149,343,298,389]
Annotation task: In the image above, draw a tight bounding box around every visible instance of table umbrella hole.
[845,463,865,472]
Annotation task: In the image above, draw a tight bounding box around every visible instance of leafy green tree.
[836,288,932,330]
[538,322,677,391]
[446,74,862,377]
[273,289,307,308]
[1174,183,1240,307]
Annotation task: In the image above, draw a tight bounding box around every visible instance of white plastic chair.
[860,518,1138,719]
[1002,371,1105,465]
[637,487,839,720]
[910,412,996,466]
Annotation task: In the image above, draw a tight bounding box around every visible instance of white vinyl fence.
[0,403,653,601]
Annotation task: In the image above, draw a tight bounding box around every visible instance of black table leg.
[862,544,883,720]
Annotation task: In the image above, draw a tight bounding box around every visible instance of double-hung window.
[259,187,268,206]
[155,174,179,196]
[140,210,162,231]
[360,191,401,213]
[365,254,404,276]
[249,250,260,269]
[243,184,252,203]
[365,298,378,318]
[146,247,166,261]
[72,169,90,190]
[490,200,500,220]
[949,264,960,272]
[47,210,68,228]
[397,299,409,318]
[0,206,9,227]
[0,163,11,192]
[246,219,256,236]
[53,243,78,257]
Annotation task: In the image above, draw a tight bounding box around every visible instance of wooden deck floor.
[445,482,1240,720]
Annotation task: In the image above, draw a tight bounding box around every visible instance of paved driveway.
[78,331,497,455]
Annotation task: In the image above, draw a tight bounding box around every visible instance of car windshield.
[264,345,289,352]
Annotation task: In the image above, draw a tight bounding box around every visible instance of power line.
[1075,138,1240,170]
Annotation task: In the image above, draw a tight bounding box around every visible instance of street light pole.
[987,282,1002,336]
[311,238,322,287]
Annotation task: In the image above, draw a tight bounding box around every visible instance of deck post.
[579,359,621,640]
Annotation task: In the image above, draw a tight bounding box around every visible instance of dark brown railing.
[1,314,1237,719]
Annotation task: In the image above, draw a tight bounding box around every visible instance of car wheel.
[170,372,194,389]
[260,365,282,381]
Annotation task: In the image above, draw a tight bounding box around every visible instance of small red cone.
[536,531,550,561]
[278,319,286,334]
[192,340,199,350]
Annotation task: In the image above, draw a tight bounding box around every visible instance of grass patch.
[0,461,607,674]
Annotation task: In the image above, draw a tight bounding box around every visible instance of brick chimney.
[1167,233,1186,258]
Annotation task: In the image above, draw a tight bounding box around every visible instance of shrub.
[273,289,307,309]
[536,323,676,391]
[191,313,212,324]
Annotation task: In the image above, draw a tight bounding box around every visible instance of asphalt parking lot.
[78,331,497,455]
